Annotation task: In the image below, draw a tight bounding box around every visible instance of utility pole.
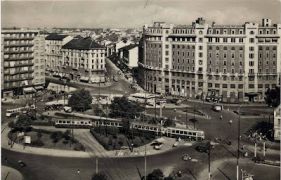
[96,158,98,174]
[263,142,266,157]
[254,142,257,157]
[208,141,211,180]
[185,98,188,128]
[237,105,241,180]
[144,143,147,180]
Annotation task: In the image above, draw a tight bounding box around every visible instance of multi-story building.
[274,104,281,141]
[139,18,281,102]
[119,44,139,69]
[1,30,46,97]
[60,37,106,83]
[45,34,73,73]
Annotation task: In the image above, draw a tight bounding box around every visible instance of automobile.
[182,154,192,161]
[18,160,26,167]
[154,144,163,150]
[195,143,213,153]
[212,105,223,112]
[173,142,179,147]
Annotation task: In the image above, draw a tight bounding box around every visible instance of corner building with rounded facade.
[139,18,281,102]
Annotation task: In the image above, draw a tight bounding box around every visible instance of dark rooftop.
[45,33,69,40]
[62,37,105,50]
[119,44,138,51]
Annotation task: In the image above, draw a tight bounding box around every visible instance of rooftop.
[119,44,138,51]
[62,37,105,50]
[45,33,69,40]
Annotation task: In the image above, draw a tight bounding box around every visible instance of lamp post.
[236,104,241,180]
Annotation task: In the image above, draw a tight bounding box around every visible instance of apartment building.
[119,44,139,69]
[1,30,46,97]
[45,34,73,73]
[274,104,281,141]
[60,37,106,83]
[139,18,281,102]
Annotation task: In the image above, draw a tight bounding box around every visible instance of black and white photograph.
[1,0,280,179]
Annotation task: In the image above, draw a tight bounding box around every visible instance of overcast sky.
[1,0,281,28]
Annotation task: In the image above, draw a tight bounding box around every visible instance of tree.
[146,169,164,180]
[15,114,33,130]
[68,89,92,111]
[163,118,176,127]
[265,87,280,107]
[92,173,107,180]
[189,118,198,129]
[109,97,144,119]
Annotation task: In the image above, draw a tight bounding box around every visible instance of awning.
[23,87,36,93]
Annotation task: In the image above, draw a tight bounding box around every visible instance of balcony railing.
[4,56,34,61]
[4,63,34,68]
[4,69,34,75]
[4,43,34,47]
[4,76,33,83]
[4,50,33,54]
[4,37,34,40]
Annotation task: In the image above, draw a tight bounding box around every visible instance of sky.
[1,0,281,28]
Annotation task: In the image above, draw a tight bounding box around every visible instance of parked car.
[212,104,223,112]
[182,154,192,161]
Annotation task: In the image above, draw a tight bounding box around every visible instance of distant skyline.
[2,0,281,28]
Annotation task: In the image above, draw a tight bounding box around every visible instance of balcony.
[4,69,34,75]
[4,37,34,40]
[4,63,34,68]
[5,56,34,61]
[4,50,33,54]
[4,76,33,83]
[4,43,34,47]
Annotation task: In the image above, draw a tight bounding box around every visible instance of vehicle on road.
[63,106,72,113]
[182,154,192,161]
[173,142,179,147]
[195,143,213,153]
[18,160,26,167]
[212,104,223,112]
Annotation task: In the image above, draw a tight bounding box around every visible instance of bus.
[128,93,159,106]
[6,105,35,117]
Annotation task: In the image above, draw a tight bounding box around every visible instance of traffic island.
[1,166,23,180]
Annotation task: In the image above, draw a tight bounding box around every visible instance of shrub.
[31,139,44,147]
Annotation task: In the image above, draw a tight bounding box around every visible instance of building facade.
[45,34,73,73]
[139,18,281,102]
[274,105,281,141]
[1,30,46,96]
[119,44,139,69]
[60,37,106,83]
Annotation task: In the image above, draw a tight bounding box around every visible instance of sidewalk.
[184,98,268,107]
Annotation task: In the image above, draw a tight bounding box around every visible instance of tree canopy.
[146,169,164,180]
[109,96,144,119]
[92,173,107,180]
[15,114,33,129]
[265,87,280,107]
[68,89,92,111]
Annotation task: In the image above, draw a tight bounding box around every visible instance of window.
[249,53,254,59]
[250,31,254,34]
[165,45,169,48]
[199,46,203,50]
[199,52,203,58]
[249,38,255,43]
[165,51,169,55]
[249,47,254,51]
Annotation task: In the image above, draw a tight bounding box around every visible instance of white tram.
[54,117,205,140]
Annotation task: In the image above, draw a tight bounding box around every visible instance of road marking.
[1,127,7,134]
